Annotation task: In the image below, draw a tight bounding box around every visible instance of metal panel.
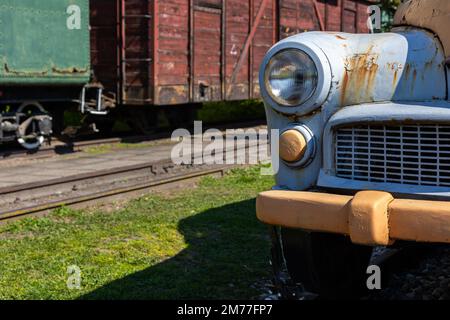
[265,28,446,118]
[335,124,450,187]
[317,101,450,199]
[322,102,450,175]
[0,0,90,85]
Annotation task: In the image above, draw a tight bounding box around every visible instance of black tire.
[279,228,373,299]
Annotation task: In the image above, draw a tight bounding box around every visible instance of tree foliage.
[379,0,403,31]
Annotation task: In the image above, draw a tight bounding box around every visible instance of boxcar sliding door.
[118,0,154,105]
[90,0,154,106]
[191,1,224,102]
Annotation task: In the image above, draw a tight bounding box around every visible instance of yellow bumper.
[256,190,450,246]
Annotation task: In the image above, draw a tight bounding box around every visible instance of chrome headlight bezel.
[259,41,332,116]
[264,49,318,107]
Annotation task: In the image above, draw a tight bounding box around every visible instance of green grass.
[0,166,274,300]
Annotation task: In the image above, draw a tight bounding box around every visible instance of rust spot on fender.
[393,69,398,87]
[424,61,433,70]
[335,35,346,40]
[340,46,379,106]
[411,69,418,93]
[341,70,349,106]
[404,63,411,80]
[388,62,403,87]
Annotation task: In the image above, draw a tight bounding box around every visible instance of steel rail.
[0,166,232,221]
[0,160,170,195]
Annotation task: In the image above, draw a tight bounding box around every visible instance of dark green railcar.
[0,0,93,149]
[0,0,90,85]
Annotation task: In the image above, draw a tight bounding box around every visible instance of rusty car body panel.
[257,0,450,245]
[261,28,447,191]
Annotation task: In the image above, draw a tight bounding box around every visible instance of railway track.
[0,124,269,222]
[0,160,240,222]
[0,120,266,161]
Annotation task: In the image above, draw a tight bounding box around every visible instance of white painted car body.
[260,20,449,196]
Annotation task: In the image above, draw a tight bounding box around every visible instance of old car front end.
[256,0,450,298]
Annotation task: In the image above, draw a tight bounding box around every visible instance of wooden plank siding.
[90,0,120,97]
[90,0,374,106]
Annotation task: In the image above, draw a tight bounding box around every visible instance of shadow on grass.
[79,199,270,300]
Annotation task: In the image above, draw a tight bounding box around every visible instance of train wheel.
[278,228,373,299]
[16,101,50,150]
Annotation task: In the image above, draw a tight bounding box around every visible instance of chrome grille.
[335,124,450,187]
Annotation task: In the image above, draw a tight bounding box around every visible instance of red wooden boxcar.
[90,0,375,108]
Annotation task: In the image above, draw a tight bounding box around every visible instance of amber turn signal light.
[279,129,307,163]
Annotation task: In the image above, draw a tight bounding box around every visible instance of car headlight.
[264,49,318,107]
